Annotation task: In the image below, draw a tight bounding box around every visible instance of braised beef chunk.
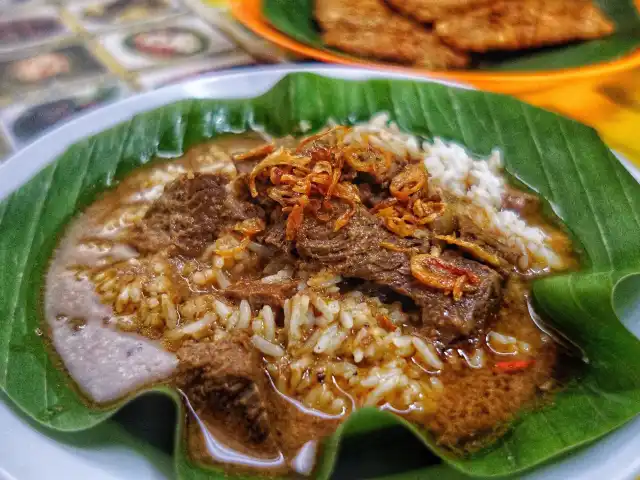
[259,211,292,255]
[295,203,502,343]
[356,182,390,209]
[295,203,419,266]
[176,333,271,444]
[129,173,264,256]
[177,333,341,461]
[225,280,298,310]
[502,185,540,217]
[414,252,502,341]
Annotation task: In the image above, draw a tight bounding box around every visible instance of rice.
[350,113,567,271]
[251,334,285,357]
[92,247,451,415]
[412,337,444,370]
[214,300,232,320]
[238,300,251,329]
[261,305,276,342]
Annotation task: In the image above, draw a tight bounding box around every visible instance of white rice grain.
[261,268,292,284]
[262,305,276,342]
[339,310,354,329]
[214,300,232,320]
[238,300,251,329]
[251,335,285,357]
[412,337,444,370]
[314,324,340,354]
[487,331,517,345]
[214,269,231,289]
[364,377,399,406]
[166,313,216,341]
[161,294,178,329]
[226,311,239,330]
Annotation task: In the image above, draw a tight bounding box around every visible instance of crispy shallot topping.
[390,164,427,201]
[435,234,503,267]
[342,143,393,181]
[214,237,250,258]
[248,128,446,242]
[410,254,480,300]
[233,143,275,162]
[233,218,266,236]
[374,164,445,237]
[250,128,370,240]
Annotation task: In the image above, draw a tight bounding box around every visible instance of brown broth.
[44,133,581,476]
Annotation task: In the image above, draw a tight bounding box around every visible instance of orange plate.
[231,0,640,94]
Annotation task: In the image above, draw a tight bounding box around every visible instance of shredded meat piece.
[435,0,614,52]
[315,0,469,69]
[259,210,294,255]
[225,280,299,311]
[128,173,264,257]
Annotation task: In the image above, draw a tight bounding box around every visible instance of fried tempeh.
[435,0,615,52]
[315,0,468,69]
[386,0,496,23]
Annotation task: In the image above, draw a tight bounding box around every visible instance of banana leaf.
[262,0,640,71]
[1,73,639,479]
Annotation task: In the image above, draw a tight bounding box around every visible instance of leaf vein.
[607,150,640,234]
[426,87,455,131]
[446,89,469,145]
[414,84,435,134]
[557,121,614,268]
[2,163,58,383]
[520,105,555,203]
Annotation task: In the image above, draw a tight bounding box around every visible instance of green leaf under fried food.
[264,0,640,71]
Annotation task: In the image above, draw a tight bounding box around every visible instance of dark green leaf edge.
[262,0,640,72]
[0,73,639,479]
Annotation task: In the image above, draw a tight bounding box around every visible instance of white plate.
[0,65,638,480]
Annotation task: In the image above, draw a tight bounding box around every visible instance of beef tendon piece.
[176,333,273,445]
[435,0,615,52]
[386,0,495,23]
[128,173,264,257]
[315,0,468,69]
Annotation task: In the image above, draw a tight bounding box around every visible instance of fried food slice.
[435,0,615,52]
[315,0,469,69]
[386,0,495,23]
